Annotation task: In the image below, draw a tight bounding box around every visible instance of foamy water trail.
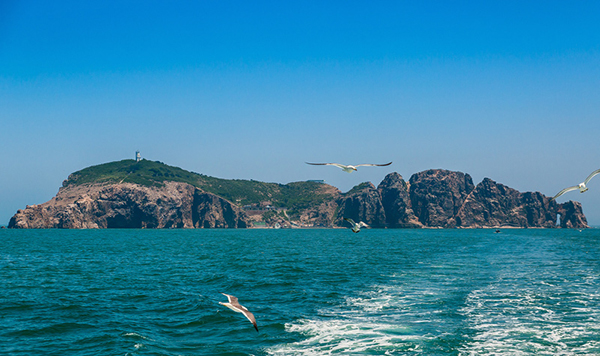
[269,318,419,355]
[269,262,600,355]
[459,276,600,355]
[267,280,456,355]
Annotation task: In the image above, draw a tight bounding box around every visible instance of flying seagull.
[344,218,368,233]
[305,162,392,173]
[551,168,600,201]
[219,293,258,332]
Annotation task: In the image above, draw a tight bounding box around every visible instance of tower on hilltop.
[136,151,141,162]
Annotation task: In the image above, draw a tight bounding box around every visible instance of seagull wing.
[552,186,580,200]
[221,293,238,304]
[344,217,356,226]
[584,168,600,185]
[241,309,259,332]
[359,221,369,227]
[353,162,393,167]
[306,162,348,169]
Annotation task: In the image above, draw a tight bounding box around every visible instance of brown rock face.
[8,182,250,229]
[558,201,588,228]
[91,183,196,228]
[8,168,589,229]
[377,172,422,228]
[335,183,386,228]
[520,192,559,228]
[455,178,559,228]
[382,170,587,229]
[193,191,249,228]
[409,169,475,228]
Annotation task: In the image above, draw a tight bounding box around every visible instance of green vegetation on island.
[63,159,337,216]
[63,159,202,188]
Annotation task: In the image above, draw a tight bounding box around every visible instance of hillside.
[63,159,339,216]
[9,160,588,229]
[63,159,203,187]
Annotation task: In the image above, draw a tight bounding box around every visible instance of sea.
[1,228,599,356]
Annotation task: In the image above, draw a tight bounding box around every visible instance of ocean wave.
[267,318,420,355]
[266,285,428,355]
[123,332,155,341]
[459,286,600,355]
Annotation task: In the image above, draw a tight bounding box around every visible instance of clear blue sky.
[2,1,600,225]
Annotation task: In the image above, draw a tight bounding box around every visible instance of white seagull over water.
[219,293,258,332]
[344,218,368,233]
[305,161,392,173]
[551,168,600,201]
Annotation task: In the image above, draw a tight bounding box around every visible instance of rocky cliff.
[377,172,422,228]
[9,182,250,229]
[335,182,387,228]
[409,169,475,228]
[454,178,558,228]
[8,161,588,229]
[336,169,587,229]
[557,200,588,228]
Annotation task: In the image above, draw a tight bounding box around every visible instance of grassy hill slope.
[64,159,200,187]
[63,159,340,215]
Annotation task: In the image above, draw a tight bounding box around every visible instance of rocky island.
[8,159,588,229]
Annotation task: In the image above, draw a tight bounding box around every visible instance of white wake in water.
[459,281,600,355]
[267,268,600,355]
[266,282,449,355]
[268,317,419,355]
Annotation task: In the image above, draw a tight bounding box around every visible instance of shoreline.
[2,226,593,230]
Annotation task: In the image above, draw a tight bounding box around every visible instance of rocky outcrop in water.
[557,200,588,228]
[335,182,386,228]
[8,182,250,229]
[409,170,475,228]
[377,172,422,228]
[337,169,587,229]
[8,165,588,229]
[454,178,557,228]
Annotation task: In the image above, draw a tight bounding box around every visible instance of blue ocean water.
[1,228,599,355]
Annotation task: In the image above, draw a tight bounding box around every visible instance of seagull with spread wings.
[305,161,392,173]
[551,168,600,201]
[219,293,259,332]
[344,218,368,233]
